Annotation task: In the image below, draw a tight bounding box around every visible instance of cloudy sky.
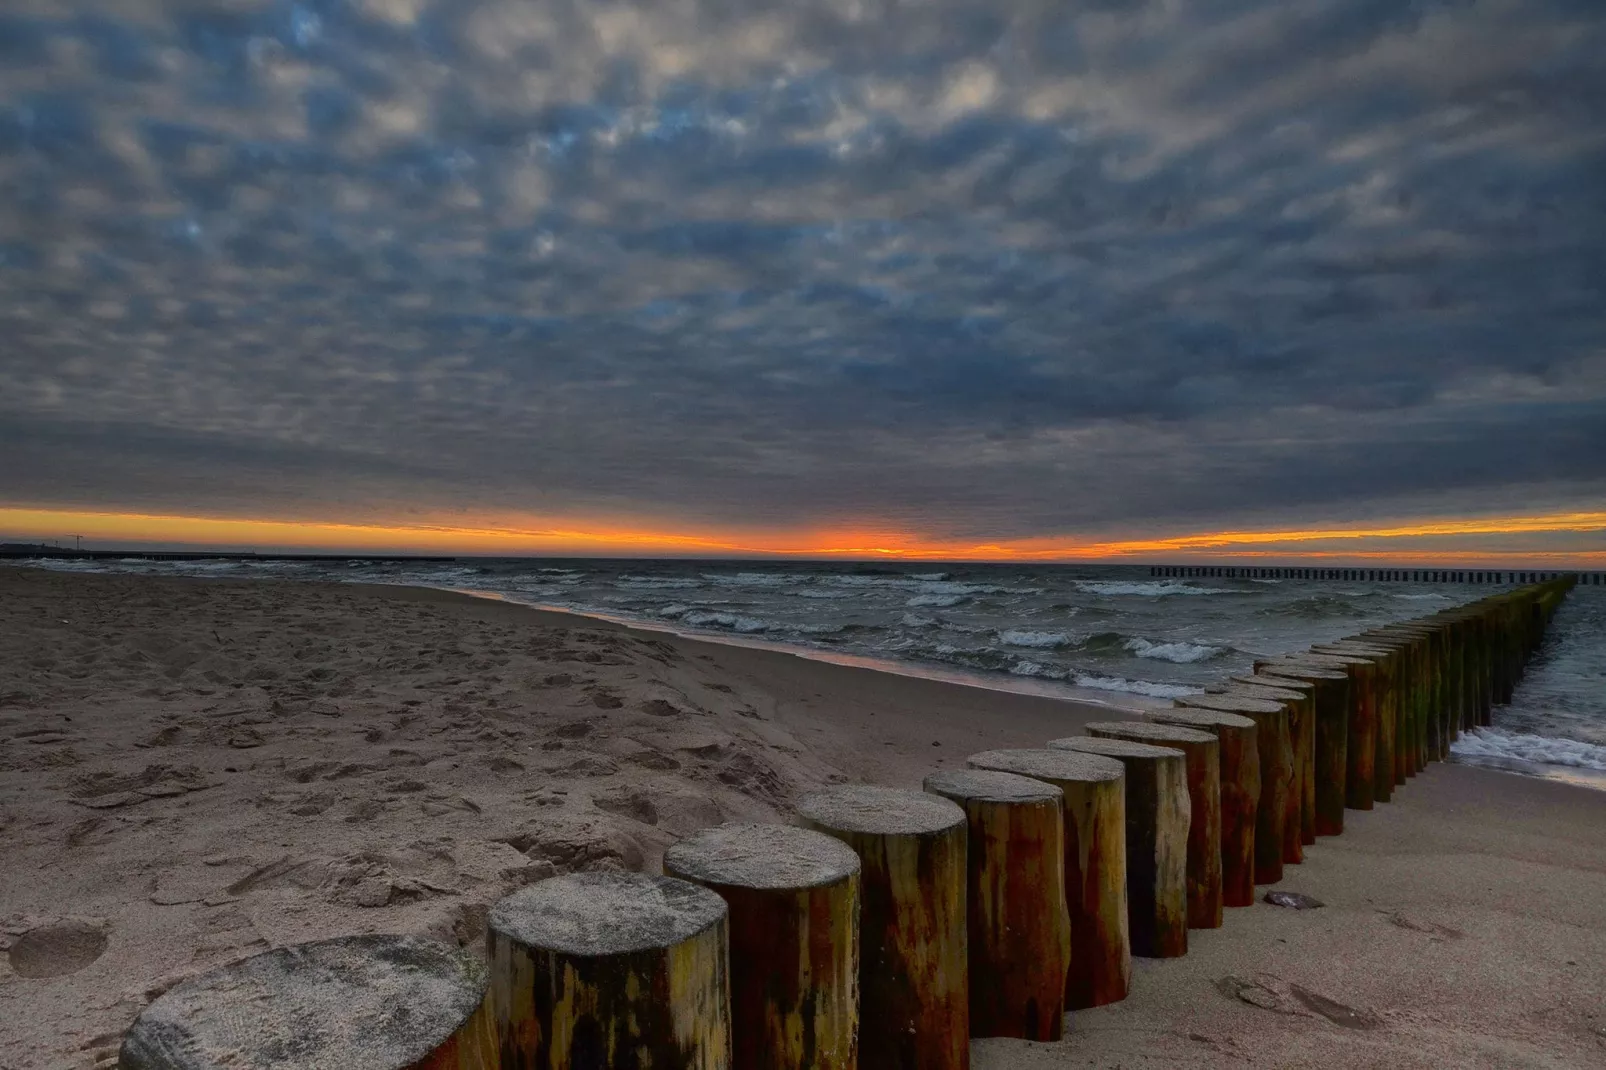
[2,0,1603,557]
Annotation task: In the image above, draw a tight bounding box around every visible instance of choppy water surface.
[16,557,1606,785]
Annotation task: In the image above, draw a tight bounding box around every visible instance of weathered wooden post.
[1247,665,1349,836]
[796,785,968,1070]
[1358,628,1429,779]
[663,824,860,1069]
[487,872,731,1069]
[1217,677,1315,845]
[1313,641,1398,803]
[1277,649,1377,810]
[967,748,1129,1009]
[923,770,1070,1041]
[1176,691,1292,878]
[119,935,497,1070]
[1050,736,1190,958]
[1085,721,1222,930]
[1144,707,1259,908]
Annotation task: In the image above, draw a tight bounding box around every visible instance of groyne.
[117,578,1578,1068]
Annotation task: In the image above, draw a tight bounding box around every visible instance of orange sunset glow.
[5,506,1604,565]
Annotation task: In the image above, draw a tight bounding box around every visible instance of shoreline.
[433,583,1173,713]
[2,568,1605,1068]
[411,579,1606,794]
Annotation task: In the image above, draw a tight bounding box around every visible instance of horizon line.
[3,504,1604,567]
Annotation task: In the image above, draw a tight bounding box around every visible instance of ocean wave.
[907,593,967,608]
[1010,660,1065,679]
[1072,674,1205,699]
[1123,637,1223,664]
[615,575,704,590]
[824,574,1022,596]
[1393,593,1450,601]
[680,610,770,633]
[1451,728,1606,772]
[701,571,800,587]
[900,613,939,628]
[997,629,1074,649]
[1076,580,1235,597]
[1260,595,1363,618]
[911,572,951,581]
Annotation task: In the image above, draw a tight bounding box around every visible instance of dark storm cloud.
[2,0,1604,538]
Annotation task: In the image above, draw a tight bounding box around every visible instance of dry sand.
[1,567,1603,1068]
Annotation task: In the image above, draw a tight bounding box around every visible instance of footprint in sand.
[7,919,108,978]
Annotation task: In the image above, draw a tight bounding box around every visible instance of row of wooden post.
[118,579,1576,1069]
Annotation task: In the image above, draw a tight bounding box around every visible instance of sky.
[1,0,1604,561]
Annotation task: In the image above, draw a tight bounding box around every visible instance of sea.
[14,556,1606,788]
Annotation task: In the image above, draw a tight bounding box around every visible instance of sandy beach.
[2,567,1603,1069]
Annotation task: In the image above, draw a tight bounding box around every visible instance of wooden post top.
[489,871,727,957]
[1146,708,1255,732]
[1211,682,1306,703]
[1312,642,1393,660]
[923,768,1063,805]
[118,935,486,1070]
[1273,651,1374,670]
[1050,735,1186,763]
[1352,632,1419,646]
[1254,662,1347,681]
[796,784,965,837]
[1085,721,1217,748]
[1230,673,1314,692]
[664,824,860,891]
[967,747,1124,785]
[1172,693,1283,715]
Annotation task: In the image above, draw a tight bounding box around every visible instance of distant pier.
[1148,564,1604,586]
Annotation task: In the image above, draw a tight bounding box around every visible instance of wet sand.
[2,568,1603,1068]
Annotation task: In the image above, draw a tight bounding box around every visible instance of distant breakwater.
[1152,564,1603,585]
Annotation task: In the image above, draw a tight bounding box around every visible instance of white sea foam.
[1072,673,1205,699]
[900,613,938,628]
[1010,660,1065,678]
[1452,728,1606,772]
[1123,638,1222,664]
[997,629,1073,649]
[907,593,966,608]
[1076,580,1235,597]
[681,610,770,633]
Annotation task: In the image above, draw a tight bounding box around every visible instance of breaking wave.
[1452,728,1606,772]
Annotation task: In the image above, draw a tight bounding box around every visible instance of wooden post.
[1314,642,1398,803]
[1144,708,1258,908]
[119,935,497,1070]
[967,748,1129,1009]
[1085,721,1222,930]
[923,770,1070,1041]
[487,872,731,1069]
[1050,736,1190,958]
[1357,629,1428,780]
[1252,662,1349,836]
[1217,678,1315,846]
[1274,650,1377,810]
[663,824,860,1069]
[797,785,968,1070]
[1175,692,1291,879]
